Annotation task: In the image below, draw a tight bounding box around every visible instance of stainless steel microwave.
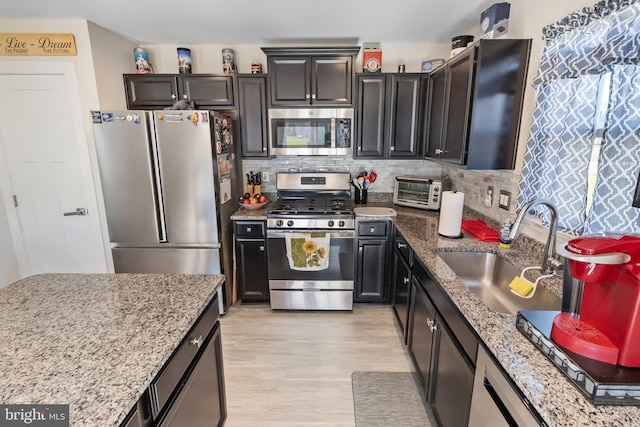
[268,108,353,156]
[394,176,449,210]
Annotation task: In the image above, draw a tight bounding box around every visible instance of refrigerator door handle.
[149,112,167,243]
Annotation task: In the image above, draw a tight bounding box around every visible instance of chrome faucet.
[508,199,562,274]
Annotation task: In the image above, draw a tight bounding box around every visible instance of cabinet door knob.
[390,146,395,151]
[171,94,177,100]
[306,94,311,99]
[403,276,410,284]
[311,94,316,99]
[189,335,204,348]
[182,94,188,99]
[246,227,252,232]
[259,246,264,251]
[370,227,376,233]
[397,243,407,249]
[435,148,443,154]
[427,319,438,332]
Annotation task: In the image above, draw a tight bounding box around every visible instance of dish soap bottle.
[500,219,513,249]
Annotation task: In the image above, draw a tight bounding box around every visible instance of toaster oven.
[393,176,449,210]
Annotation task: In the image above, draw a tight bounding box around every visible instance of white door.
[0,65,108,275]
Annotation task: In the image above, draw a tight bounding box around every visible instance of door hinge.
[12,195,18,207]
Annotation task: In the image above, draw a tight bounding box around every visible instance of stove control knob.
[276,220,283,227]
[287,220,294,227]
[338,220,345,228]
[327,220,335,227]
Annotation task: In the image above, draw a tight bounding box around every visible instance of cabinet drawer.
[150,296,220,417]
[234,221,266,238]
[358,221,388,237]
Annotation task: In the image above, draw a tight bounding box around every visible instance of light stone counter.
[389,206,640,427]
[0,273,224,427]
[231,197,640,424]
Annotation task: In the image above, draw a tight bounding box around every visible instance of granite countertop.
[231,199,640,424]
[387,205,640,427]
[0,273,224,427]
[231,201,271,220]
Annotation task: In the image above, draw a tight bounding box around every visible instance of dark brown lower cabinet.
[355,239,388,301]
[354,221,390,302]
[408,276,438,398]
[402,236,479,427]
[391,246,411,341]
[234,220,269,303]
[156,323,226,427]
[430,316,475,427]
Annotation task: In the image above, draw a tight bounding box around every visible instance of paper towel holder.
[438,190,465,239]
[439,231,464,239]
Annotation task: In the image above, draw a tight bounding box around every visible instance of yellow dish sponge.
[509,276,533,297]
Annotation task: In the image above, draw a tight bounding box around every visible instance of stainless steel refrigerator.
[91,110,240,312]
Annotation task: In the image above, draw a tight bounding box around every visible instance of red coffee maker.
[554,233,640,367]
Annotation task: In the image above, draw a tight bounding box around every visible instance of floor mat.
[351,371,435,427]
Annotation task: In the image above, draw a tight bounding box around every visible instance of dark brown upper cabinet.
[261,47,360,107]
[123,74,235,110]
[355,73,423,158]
[424,39,532,169]
[237,74,270,158]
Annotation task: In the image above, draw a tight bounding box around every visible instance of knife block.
[247,184,261,196]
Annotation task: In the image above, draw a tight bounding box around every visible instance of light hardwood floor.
[219,304,416,427]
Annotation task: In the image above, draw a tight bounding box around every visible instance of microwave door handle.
[331,117,336,149]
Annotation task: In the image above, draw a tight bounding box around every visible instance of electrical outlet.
[499,190,511,210]
[484,186,494,207]
[261,171,269,183]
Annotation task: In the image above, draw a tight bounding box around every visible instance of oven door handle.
[267,230,355,239]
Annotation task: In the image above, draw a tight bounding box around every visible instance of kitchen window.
[518,0,640,236]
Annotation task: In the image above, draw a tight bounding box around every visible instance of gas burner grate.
[269,197,353,216]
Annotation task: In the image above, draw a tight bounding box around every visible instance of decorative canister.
[450,35,474,57]
[222,48,237,74]
[134,48,151,74]
[177,47,192,74]
[251,63,262,74]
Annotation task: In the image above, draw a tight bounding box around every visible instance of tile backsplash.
[242,157,555,244]
[242,157,442,194]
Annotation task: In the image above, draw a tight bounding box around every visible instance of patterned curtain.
[535,0,640,85]
[518,76,599,235]
[584,64,640,233]
[518,0,640,235]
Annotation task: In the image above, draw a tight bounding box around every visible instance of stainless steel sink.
[437,251,561,315]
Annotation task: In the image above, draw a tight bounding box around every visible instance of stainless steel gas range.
[267,172,355,310]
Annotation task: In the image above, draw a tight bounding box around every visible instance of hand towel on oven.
[285,232,330,271]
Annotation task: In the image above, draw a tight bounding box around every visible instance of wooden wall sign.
[0,33,77,56]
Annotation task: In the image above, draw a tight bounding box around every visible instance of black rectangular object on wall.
[466,39,532,169]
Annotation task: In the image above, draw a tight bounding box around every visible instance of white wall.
[140,42,451,75]
[0,19,137,285]
[87,21,137,110]
[0,195,19,287]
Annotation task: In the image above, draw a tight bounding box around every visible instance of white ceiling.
[4,0,497,45]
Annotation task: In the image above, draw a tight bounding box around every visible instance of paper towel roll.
[438,191,465,238]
